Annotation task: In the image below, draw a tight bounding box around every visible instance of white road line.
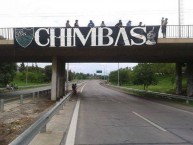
[65,98,80,145]
[65,84,86,145]
[132,111,167,132]
[81,83,87,93]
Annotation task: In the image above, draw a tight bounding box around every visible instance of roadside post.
[20,95,23,105]
[0,99,4,112]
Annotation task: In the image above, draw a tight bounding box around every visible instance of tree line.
[109,63,176,90]
[0,63,90,87]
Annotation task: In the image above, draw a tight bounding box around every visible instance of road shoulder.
[102,83,193,114]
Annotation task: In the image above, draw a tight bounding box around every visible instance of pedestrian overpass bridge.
[0,25,193,62]
[0,25,193,100]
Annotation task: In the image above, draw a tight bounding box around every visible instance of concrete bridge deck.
[0,38,193,63]
[0,25,193,63]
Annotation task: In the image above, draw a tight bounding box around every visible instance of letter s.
[130,27,146,45]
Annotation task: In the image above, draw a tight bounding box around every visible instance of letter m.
[73,28,96,46]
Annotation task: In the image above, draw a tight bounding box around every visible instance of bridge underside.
[1,39,193,100]
[0,39,193,63]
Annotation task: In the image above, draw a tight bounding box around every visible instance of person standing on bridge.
[74,20,79,27]
[162,18,168,38]
[88,20,95,27]
[100,21,106,27]
[138,22,143,26]
[66,20,71,27]
[126,20,132,27]
[161,17,164,37]
[161,17,164,27]
[115,20,122,27]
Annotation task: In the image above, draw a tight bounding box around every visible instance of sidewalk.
[29,97,77,145]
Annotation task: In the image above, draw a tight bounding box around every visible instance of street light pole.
[26,63,28,85]
[178,0,181,37]
[66,63,69,92]
[104,65,105,80]
[118,63,120,86]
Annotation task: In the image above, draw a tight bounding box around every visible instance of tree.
[133,63,157,90]
[151,63,175,75]
[119,68,132,85]
[109,70,118,83]
[19,62,25,72]
[44,65,52,82]
[109,68,132,85]
[0,63,17,86]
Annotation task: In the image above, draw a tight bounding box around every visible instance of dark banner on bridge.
[14,26,160,48]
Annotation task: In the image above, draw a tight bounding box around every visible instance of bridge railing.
[161,25,193,38]
[0,28,14,40]
[0,25,193,41]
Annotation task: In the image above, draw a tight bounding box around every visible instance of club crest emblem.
[15,28,34,48]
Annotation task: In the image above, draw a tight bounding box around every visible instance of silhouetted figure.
[100,21,106,27]
[72,84,77,94]
[161,17,164,26]
[138,22,143,26]
[74,20,79,27]
[126,20,132,26]
[88,20,95,27]
[162,18,168,38]
[115,20,122,27]
[66,20,71,27]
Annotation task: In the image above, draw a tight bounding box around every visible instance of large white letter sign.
[130,27,146,45]
[98,27,114,46]
[114,28,130,46]
[35,28,50,47]
[73,28,96,46]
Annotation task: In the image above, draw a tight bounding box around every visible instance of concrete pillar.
[176,63,182,95]
[187,63,193,97]
[51,57,65,101]
[57,60,65,98]
[51,57,58,101]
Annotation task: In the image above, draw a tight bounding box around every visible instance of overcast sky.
[1,0,193,74]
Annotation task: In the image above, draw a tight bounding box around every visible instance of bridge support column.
[57,60,65,99]
[176,63,182,95]
[51,57,65,101]
[187,63,193,97]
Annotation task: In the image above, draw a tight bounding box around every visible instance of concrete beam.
[158,38,193,43]
[176,63,182,95]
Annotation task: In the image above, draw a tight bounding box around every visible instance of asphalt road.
[74,80,193,145]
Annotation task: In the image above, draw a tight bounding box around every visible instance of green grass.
[111,76,193,107]
[121,76,187,94]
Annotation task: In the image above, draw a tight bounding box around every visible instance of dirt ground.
[0,97,55,145]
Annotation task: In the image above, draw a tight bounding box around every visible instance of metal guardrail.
[109,85,193,104]
[9,91,72,145]
[0,88,51,112]
[0,25,193,41]
[9,81,85,145]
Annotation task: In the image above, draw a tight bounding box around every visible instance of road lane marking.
[81,83,87,93]
[65,98,80,145]
[132,111,167,132]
